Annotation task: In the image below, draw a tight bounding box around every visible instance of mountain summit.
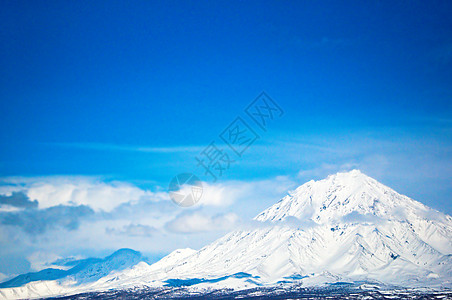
[1,171,451,298]
[258,169,430,222]
[256,170,452,254]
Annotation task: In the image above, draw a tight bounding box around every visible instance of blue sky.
[0,1,451,279]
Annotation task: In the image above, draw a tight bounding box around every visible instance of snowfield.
[1,170,451,299]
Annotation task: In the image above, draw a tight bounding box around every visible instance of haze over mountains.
[1,170,451,299]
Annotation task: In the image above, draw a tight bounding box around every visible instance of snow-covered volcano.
[1,170,451,298]
[137,170,451,288]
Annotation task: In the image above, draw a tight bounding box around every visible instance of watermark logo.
[168,92,283,207]
[168,173,203,207]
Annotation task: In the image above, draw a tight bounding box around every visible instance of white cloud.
[27,252,63,271]
[106,223,158,237]
[0,176,169,212]
[297,162,361,181]
[197,176,296,208]
[239,215,318,231]
[341,211,385,225]
[165,212,240,234]
[196,183,239,206]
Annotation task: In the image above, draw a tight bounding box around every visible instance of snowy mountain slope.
[0,249,142,289]
[69,248,143,284]
[0,269,68,289]
[256,170,452,254]
[1,170,451,299]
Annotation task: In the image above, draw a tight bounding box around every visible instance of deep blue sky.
[0,0,452,278]
[0,1,451,209]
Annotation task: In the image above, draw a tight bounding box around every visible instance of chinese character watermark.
[245,92,284,131]
[220,117,259,157]
[168,92,283,206]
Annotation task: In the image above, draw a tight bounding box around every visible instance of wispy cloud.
[106,223,158,237]
[165,211,240,234]
[46,142,205,153]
